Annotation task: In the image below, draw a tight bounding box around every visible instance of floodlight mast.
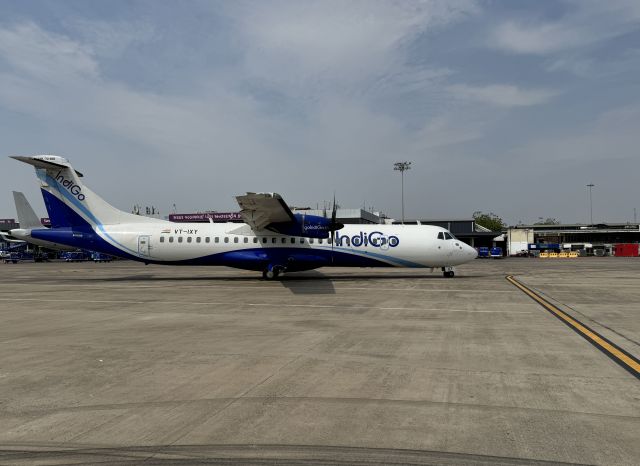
[394,161,412,224]
[586,183,595,225]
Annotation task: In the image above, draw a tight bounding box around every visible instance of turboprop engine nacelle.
[268,213,343,239]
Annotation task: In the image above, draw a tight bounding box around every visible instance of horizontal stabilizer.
[10,155,83,177]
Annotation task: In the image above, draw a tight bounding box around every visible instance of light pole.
[586,183,594,225]
[394,161,411,223]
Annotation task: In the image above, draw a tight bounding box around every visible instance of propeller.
[329,194,344,264]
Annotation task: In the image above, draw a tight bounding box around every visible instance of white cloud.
[226,0,478,96]
[545,56,595,77]
[447,84,557,107]
[491,21,586,55]
[490,1,640,55]
[0,22,98,80]
[0,20,285,179]
[66,19,156,58]
[512,103,640,164]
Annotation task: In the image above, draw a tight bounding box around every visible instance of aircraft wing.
[235,192,296,231]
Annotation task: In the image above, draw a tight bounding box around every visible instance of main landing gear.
[442,266,455,278]
[262,265,286,280]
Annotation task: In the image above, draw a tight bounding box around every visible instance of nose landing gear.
[442,266,455,278]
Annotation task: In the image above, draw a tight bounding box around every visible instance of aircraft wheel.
[443,271,455,278]
[263,269,279,280]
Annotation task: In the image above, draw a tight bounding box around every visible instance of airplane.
[7,191,75,251]
[10,155,477,278]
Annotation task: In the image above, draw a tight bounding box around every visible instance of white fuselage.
[97,222,477,268]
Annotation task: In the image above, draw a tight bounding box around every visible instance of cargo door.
[138,235,151,257]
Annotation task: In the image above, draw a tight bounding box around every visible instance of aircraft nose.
[466,244,478,259]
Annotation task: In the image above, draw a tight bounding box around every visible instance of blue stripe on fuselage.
[315,245,422,268]
[158,247,395,270]
[37,190,140,260]
[39,173,140,256]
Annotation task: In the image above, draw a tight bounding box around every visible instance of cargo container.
[613,243,639,257]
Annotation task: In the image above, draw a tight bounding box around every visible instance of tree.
[473,211,505,231]
[534,218,560,225]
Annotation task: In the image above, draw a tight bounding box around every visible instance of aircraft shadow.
[278,271,336,295]
[63,272,479,297]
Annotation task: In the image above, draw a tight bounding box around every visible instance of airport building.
[507,223,640,256]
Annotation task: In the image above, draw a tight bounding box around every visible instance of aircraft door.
[138,235,151,257]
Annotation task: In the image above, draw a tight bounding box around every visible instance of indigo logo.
[335,231,399,248]
[54,171,85,201]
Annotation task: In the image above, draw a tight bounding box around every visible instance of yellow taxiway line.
[506,275,639,380]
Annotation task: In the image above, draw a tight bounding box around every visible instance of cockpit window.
[437,232,444,240]
[444,232,453,240]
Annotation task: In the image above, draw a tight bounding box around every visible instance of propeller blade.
[330,194,336,264]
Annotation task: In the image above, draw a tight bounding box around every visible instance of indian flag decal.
[161,228,171,234]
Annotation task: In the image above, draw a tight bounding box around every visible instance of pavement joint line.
[0,298,529,313]
[8,395,640,420]
[506,275,640,380]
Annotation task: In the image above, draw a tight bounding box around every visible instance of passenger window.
[224,237,229,243]
[196,237,201,243]
[205,237,210,243]
[253,237,258,243]
[291,238,296,244]
[215,237,219,243]
[262,237,267,243]
[380,238,387,245]
[160,236,165,243]
[187,237,192,243]
[343,237,351,247]
[299,238,304,244]
[234,237,239,243]
[178,237,183,243]
[244,237,249,243]
[318,238,323,245]
[270,237,275,244]
[437,232,444,240]
[309,238,314,244]
[281,238,287,244]
[169,236,174,243]
[328,238,333,245]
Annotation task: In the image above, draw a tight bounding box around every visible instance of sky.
[0,0,639,225]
